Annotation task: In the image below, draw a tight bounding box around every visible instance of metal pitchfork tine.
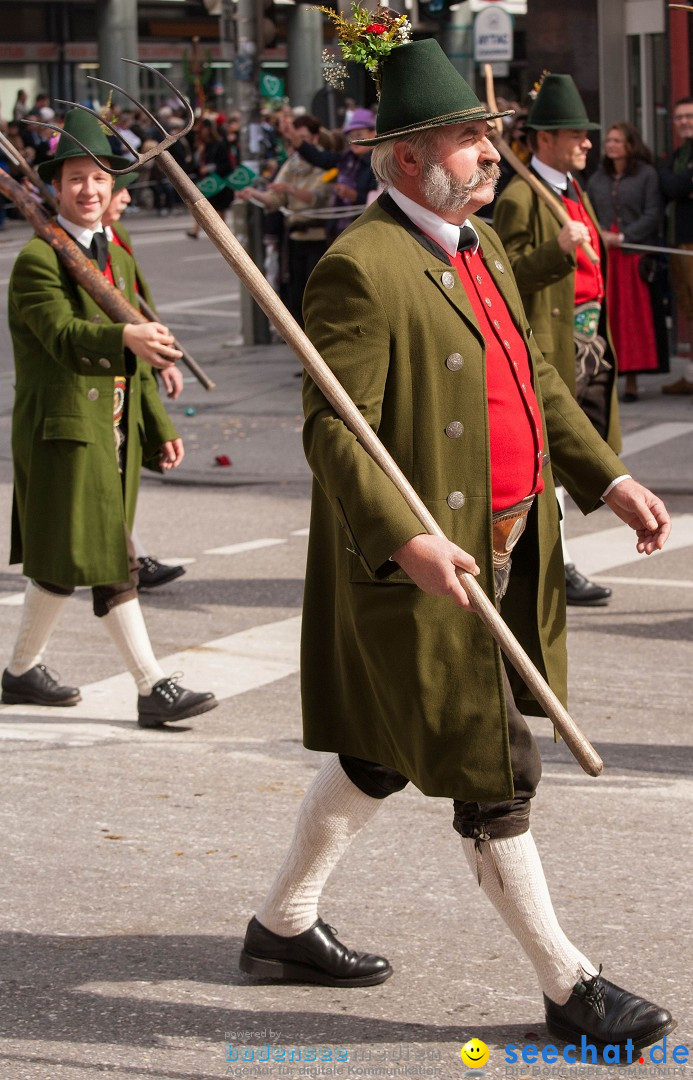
[32,60,196,171]
[29,61,604,777]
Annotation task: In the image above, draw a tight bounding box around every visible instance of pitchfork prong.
[22,61,195,176]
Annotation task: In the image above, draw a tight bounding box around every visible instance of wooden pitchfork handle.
[483,65,601,265]
[58,64,603,778]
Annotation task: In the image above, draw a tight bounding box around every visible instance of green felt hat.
[353,39,512,146]
[526,74,600,131]
[113,171,139,193]
[38,107,134,182]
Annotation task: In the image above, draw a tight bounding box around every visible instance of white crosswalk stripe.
[1,506,691,746]
[0,616,300,744]
[569,513,693,576]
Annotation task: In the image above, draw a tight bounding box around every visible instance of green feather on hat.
[37,107,134,183]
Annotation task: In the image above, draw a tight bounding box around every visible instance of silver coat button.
[447,491,465,510]
[98,358,111,369]
[441,271,455,289]
[87,388,99,401]
[445,421,464,439]
[81,357,92,366]
[494,259,506,273]
[90,315,102,324]
[446,352,464,371]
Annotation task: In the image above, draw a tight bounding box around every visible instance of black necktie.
[457,225,477,253]
[90,231,109,272]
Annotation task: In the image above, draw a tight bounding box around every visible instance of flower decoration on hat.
[320,3,412,95]
[527,70,550,101]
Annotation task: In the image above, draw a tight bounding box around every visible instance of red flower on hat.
[365,22,387,33]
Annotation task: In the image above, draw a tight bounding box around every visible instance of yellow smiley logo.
[460,1038,490,1068]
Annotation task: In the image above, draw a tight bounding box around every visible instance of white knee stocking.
[101,599,164,694]
[256,756,382,937]
[7,580,71,676]
[461,831,597,1004]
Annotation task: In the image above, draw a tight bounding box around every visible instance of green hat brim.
[38,151,134,183]
[352,108,513,146]
[526,119,601,131]
[113,171,139,193]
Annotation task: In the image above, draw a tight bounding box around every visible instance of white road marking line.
[155,293,239,313]
[0,615,301,742]
[147,557,196,566]
[0,593,25,606]
[590,575,693,589]
[569,514,693,576]
[291,528,310,536]
[178,308,239,318]
[181,253,231,263]
[622,422,693,457]
[204,539,287,555]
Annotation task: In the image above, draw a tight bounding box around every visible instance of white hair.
[370,128,443,189]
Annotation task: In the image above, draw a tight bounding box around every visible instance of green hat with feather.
[37,107,134,182]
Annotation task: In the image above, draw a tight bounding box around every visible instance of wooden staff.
[61,70,604,777]
[0,145,214,391]
[483,64,601,265]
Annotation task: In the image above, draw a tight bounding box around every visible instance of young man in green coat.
[1,109,217,728]
[240,40,675,1053]
[494,75,619,608]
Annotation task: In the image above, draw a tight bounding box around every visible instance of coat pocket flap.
[43,416,95,443]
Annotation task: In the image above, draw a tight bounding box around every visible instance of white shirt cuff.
[602,474,631,500]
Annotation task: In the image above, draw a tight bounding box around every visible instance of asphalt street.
[0,209,691,1080]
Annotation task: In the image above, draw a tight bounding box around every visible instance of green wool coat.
[301,199,623,802]
[493,175,621,453]
[8,234,179,588]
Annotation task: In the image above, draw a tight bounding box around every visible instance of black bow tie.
[457,225,477,253]
[89,231,109,271]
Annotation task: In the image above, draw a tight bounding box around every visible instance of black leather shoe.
[137,556,186,590]
[1,664,81,706]
[137,676,217,728]
[565,564,611,606]
[545,969,676,1051]
[239,916,393,987]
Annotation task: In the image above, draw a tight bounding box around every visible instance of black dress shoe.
[1,664,81,706]
[545,969,676,1051]
[137,556,186,590]
[239,916,393,987]
[137,676,218,728]
[565,564,611,606]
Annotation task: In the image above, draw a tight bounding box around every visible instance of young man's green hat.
[37,107,134,182]
[526,73,600,131]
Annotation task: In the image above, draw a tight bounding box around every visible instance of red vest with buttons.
[450,246,545,512]
[561,181,604,305]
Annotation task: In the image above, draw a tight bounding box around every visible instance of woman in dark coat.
[587,122,668,400]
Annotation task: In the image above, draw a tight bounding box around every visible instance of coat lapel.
[377,192,485,347]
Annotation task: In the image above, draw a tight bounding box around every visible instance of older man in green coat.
[494,75,619,608]
[239,40,675,1054]
[1,109,217,728]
